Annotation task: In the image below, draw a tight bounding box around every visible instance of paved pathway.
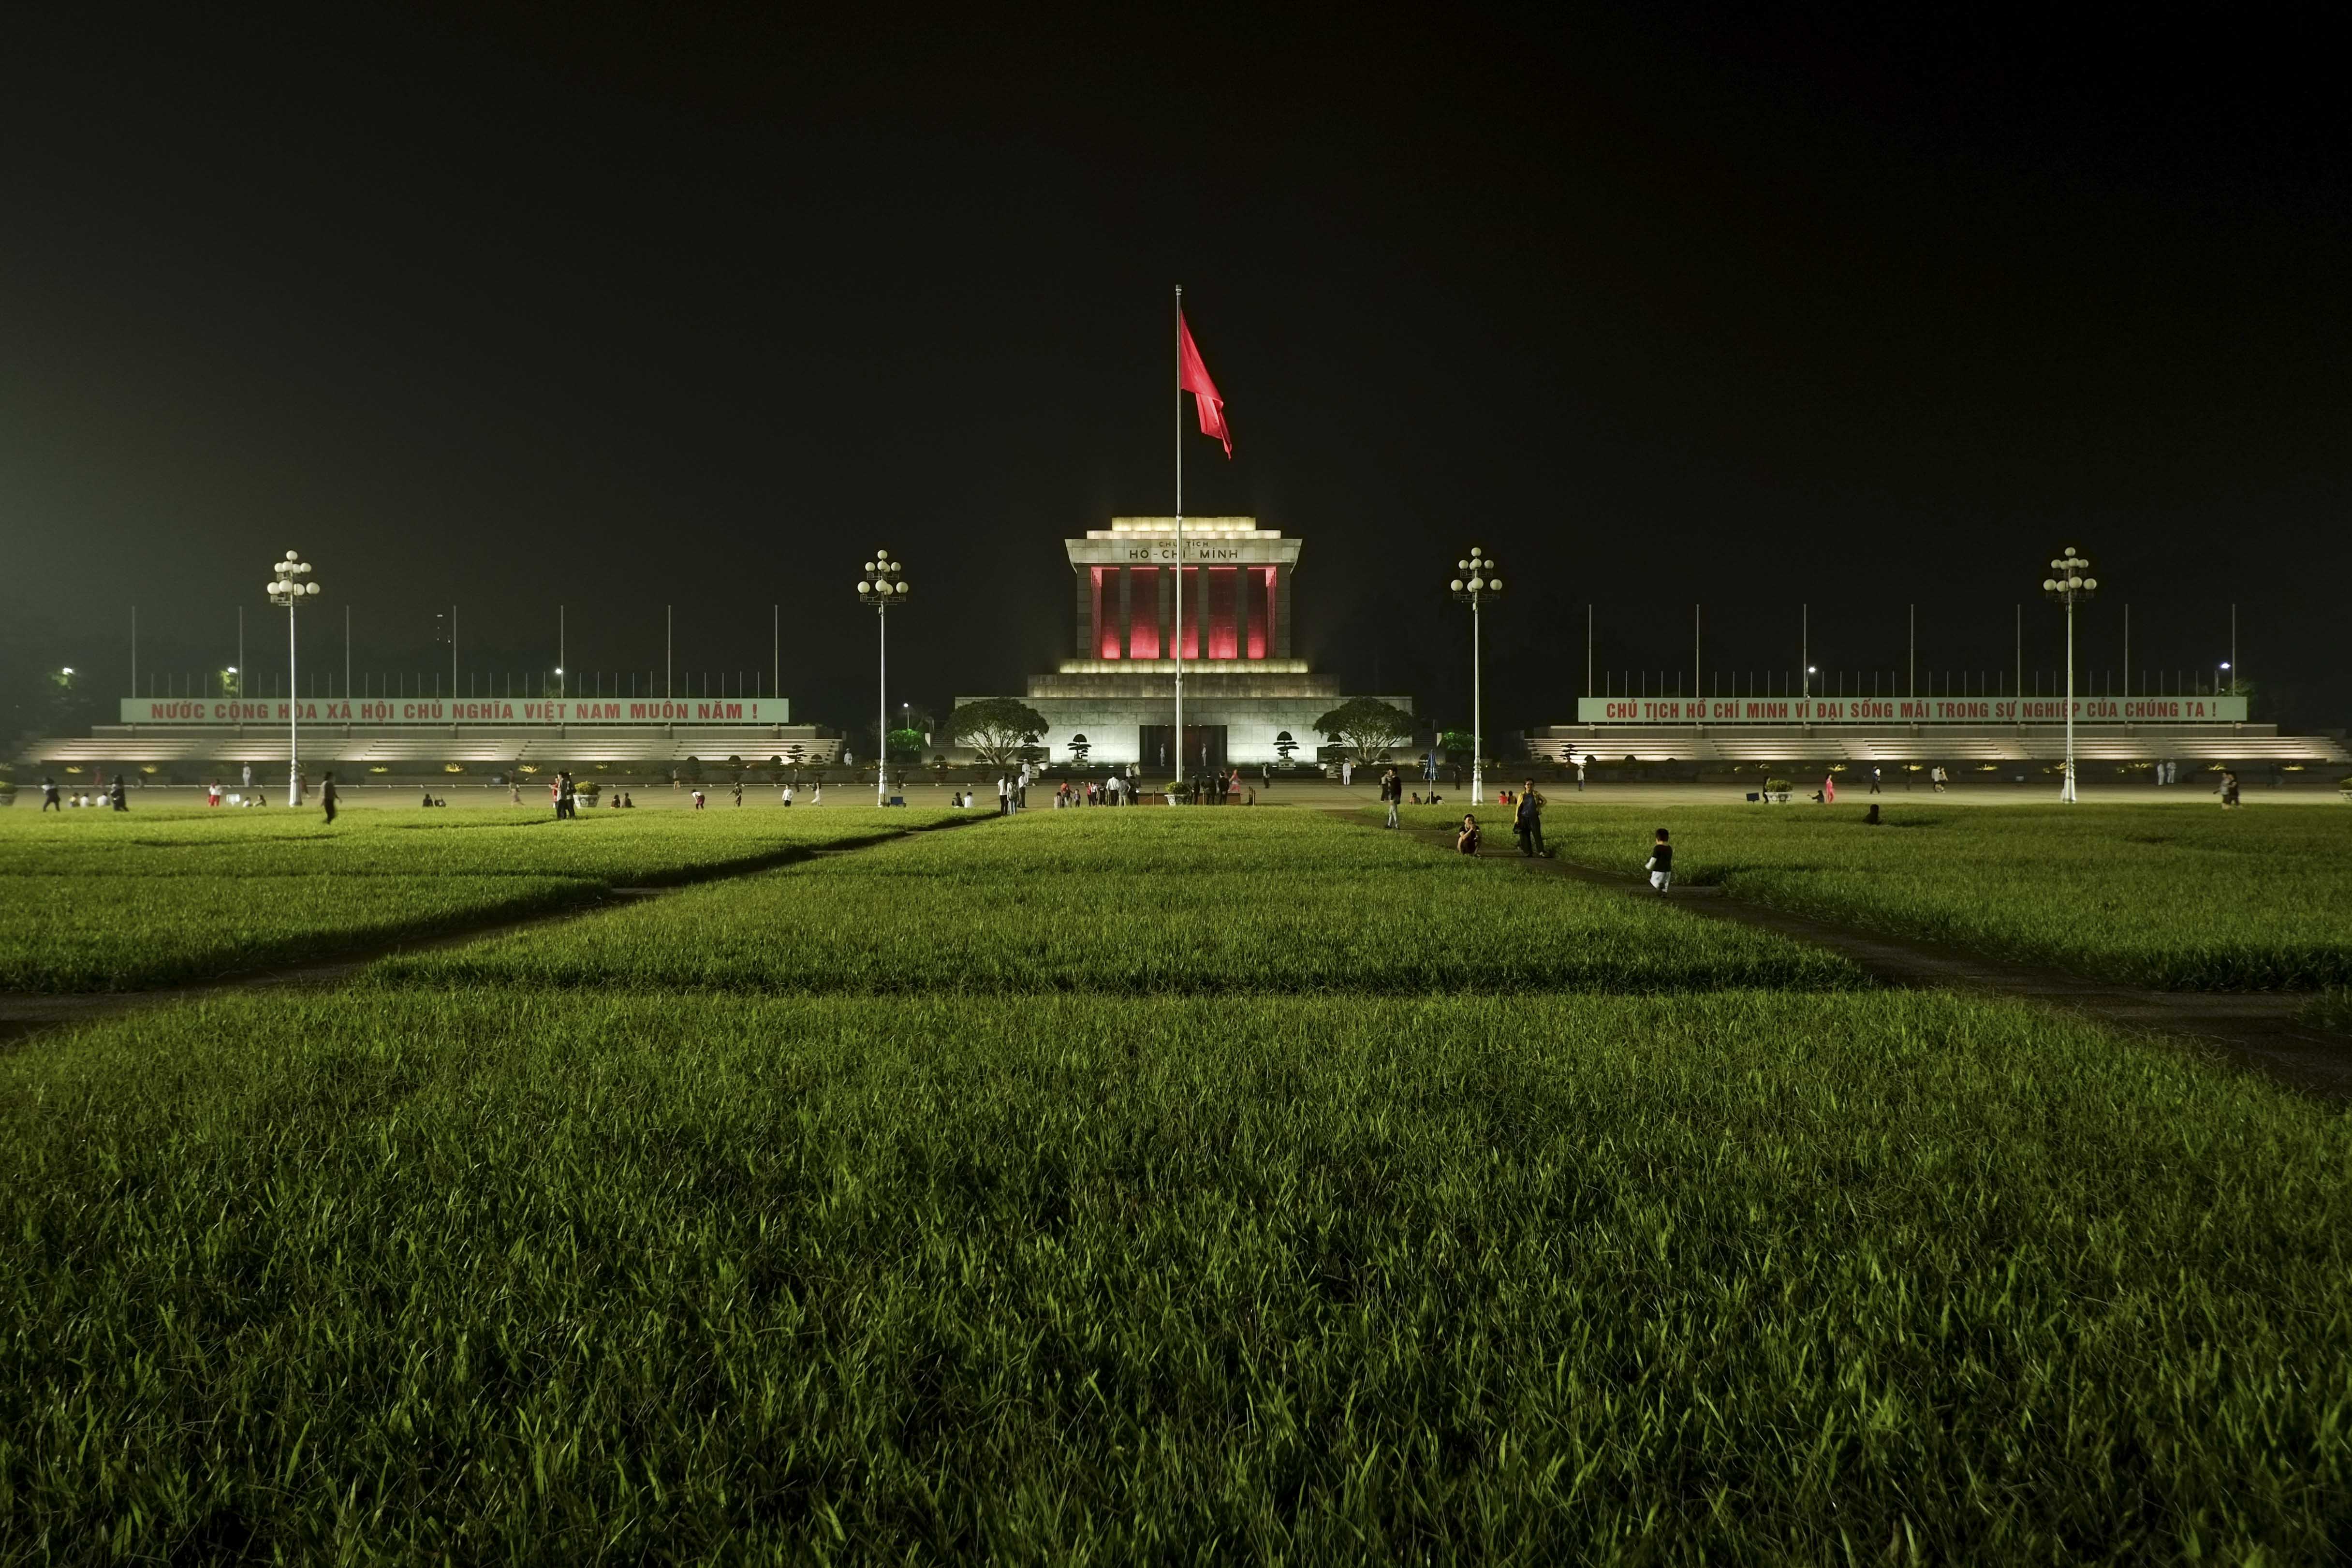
[1369,812,2352,1101]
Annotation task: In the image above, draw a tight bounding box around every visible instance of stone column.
[1117,566,1132,658]
[1074,569,1094,659]
[1157,563,1175,660]
[1274,566,1294,659]
[1235,563,1253,660]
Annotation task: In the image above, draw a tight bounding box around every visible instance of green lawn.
[1423,799,2352,990]
[375,810,1861,995]
[3,989,2344,1560]
[3,807,2346,1560]
[0,807,963,991]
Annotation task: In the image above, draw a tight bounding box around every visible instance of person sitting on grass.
[1645,827,1673,893]
[1456,813,1482,854]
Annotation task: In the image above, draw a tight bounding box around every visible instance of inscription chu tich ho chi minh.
[1125,542,1247,562]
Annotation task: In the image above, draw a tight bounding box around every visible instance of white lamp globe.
[1488,577,1502,591]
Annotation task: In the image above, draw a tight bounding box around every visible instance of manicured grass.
[378,810,1862,995]
[0,874,596,993]
[0,808,964,992]
[3,989,2345,1561]
[0,803,961,881]
[1422,800,2352,990]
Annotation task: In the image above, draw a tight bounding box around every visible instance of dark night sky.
[4,5,2347,739]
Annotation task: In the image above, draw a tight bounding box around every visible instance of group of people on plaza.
[24,747,2270,828]
[38,775,128,811]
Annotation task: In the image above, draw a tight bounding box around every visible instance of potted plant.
[2337,775,2352,802]
[1763,776,1793,804]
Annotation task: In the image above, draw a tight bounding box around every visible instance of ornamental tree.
[951,697,1051,768]
[1313,698,1416,764]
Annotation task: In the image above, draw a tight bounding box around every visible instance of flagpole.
[1174,283,1184,790]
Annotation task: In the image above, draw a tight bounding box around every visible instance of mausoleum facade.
[957,516,1412,770]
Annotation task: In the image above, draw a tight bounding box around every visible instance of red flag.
[1177,309,1232,458]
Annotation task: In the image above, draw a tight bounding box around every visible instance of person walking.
[320,771,338,824]
[1341,759,1353,788]
[2220,767,2241,809]
[731,779,743,808]
[997,776,1011,817]
[1868,764,1882,794]
[1514,781,1546,857]
[1822,772,1837,806]
[41,776,61,811]
[1930,764,1948,794]
[109,774,128,812]
[1574,753,1588,792]
[241,762,253,794]
[1382,766,1401,829]
[1645,827,1674,893]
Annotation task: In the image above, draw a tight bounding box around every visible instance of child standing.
[1645,827,1673,892]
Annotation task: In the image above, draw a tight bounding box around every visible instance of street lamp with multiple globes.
[265,550,322,806]
[855,549,910,805]
[2041,546,2096,804]
[1449,547,1502,806]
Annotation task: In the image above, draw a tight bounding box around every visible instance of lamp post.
[856,549,909,805]
[1449,547,1502,806]
[2041,547,2096,804]
[264,549,322,806]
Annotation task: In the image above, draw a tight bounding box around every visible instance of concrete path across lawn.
[1371,812,2352,1102]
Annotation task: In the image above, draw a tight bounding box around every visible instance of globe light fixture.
[265,550,323,806]
[1449,547,1502,806]
[856,549,910,805]
[2042,546,2096,803]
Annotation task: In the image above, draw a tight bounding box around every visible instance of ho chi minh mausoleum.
[956,516,1413,770]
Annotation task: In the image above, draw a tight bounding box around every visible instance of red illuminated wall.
[1127,567,1159,658]
[1092,568,1118,658]
[1207,567,1237,659]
